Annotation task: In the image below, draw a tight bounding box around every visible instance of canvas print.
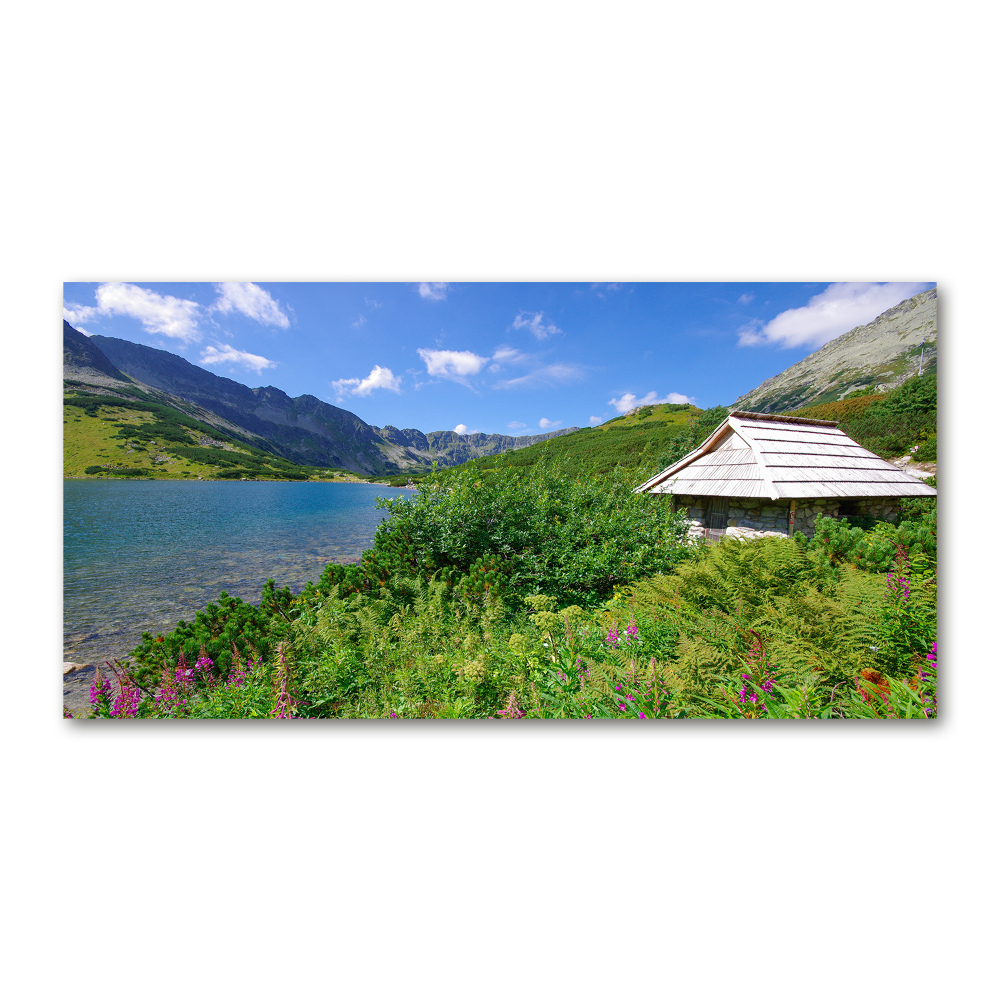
[62,282,938,720]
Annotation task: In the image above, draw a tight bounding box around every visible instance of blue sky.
[63,281,935,436]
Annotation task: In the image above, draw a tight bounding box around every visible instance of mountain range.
[63,322,576,475]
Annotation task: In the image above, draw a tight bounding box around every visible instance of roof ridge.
[730,410,839,427]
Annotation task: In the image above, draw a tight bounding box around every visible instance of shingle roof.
[635,410,937,500]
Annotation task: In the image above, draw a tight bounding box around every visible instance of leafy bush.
[916,433,936,462]
[807,511,936,572]
[869,373,936,416]
[357,460,692,604]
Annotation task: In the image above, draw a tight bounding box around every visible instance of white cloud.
[589,415,602,426]
[351,314,367,329]
[608,390,695,414]
[495,363,585,390]
[200,344,277,375]
[738,292,755,305]
[213,282,290,328]
[93,282,202,342]
[417,347,489,385]
[488,345,533,373]
[512,311,562,340]
[331,365,403,401]
[453,424,468,434]
[738,281,929,349]
[63,303,100,327]
[491,346,531,365]
[507,420,526,430]
[365,298,382,309]
[418,282,449,301]
[539,418,561,429]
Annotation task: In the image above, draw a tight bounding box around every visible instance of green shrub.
[808,511,936,572]
[916,433,936,462]
[359,460,692,604]
[131,585,293,689]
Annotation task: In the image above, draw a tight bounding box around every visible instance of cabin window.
[705,497,728,543]
[839,500,862,518]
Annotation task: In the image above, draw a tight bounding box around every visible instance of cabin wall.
[671,494,792,541]
[789,499,841,536]
[670,494,900,541]
[840,498,902,522]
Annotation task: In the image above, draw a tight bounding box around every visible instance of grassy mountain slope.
[732,287,937,413]
[426,403,731,481]
[63,384,360,480]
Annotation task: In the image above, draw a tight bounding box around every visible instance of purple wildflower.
[271,641,298,719]
[497,692,526,719]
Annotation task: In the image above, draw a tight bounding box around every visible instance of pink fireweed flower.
[626,620,638,640]
[497,692,526,719]
[111,682,141,718]
[639,712,646,719]
[886,544,912,603]
[174,650,194,686]
[606,626,620,648]
[271,642,298,719]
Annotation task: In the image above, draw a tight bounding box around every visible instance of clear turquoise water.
[63,480,414,667]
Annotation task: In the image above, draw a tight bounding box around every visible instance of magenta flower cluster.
[886,544,912,602]
[90,677,110,705]
[606,618,639,648]
[497,691,526,719]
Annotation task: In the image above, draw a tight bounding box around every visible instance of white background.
[2,2,993,997]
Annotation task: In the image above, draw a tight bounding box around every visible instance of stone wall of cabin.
[726,498,792,539]
[670,494,902,542]
[789,498,841,537]
[840,498,902,522]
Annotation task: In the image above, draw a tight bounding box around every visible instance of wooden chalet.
[634,410,936,542]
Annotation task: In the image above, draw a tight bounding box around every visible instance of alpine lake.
[63,479,415,710]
